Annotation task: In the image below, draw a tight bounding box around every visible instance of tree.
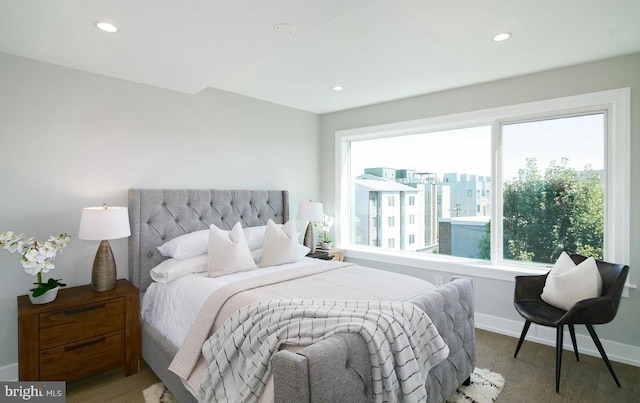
[478,158,603,263]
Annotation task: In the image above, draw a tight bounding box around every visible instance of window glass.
[350,127,491,258]
[498,113,605,264]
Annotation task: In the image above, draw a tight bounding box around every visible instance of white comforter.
[141,259,320,347]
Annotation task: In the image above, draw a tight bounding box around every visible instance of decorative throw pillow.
[541,252,602,311]
[260,219,310,267]
[207,222,257,277]
[157,229,209,259]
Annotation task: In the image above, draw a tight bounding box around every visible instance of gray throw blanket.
[197,299,449,403]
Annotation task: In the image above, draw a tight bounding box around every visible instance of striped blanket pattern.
[197,298,449,403]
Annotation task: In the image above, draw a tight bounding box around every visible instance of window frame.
[335,88,630,284]
[387,216,395,228]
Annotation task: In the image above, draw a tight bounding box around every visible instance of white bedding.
[141,258,326,348]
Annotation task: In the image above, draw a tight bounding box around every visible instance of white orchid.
[1,232,71,297]
[313,215,335,243]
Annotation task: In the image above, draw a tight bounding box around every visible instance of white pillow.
[244,224,281,251]
[208,222,257,277]
[541,252,603,311]
[157,225,274,259]
[251,248,264,263]
[157,229,209,259]
[260,219,310,267]
[150,254,208,283]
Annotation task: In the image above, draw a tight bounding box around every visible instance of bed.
[129,188,475,402]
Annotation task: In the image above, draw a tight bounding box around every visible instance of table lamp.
[297,201,324,253]
[78,205,131,291]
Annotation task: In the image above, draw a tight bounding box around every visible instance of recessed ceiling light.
[94,21,119,33]
[273,23,295,35]
[492,32,511,42]
[333,86,344,91]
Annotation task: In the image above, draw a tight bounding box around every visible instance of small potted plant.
[314,215,335,250]
[0,231,70,304]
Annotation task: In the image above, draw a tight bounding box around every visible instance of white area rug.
[143,368,504,403]
[142,382,177,403]
[447,367,505,403]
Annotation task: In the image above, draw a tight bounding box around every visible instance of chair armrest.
[514,274,548,301]
[562,296,616,325]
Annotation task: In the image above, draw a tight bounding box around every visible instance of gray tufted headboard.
[128,189,289,291]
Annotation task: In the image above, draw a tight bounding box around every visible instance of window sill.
[342,246,637,295]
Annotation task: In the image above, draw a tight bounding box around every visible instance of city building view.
[348,113,606,265]
[353,167,491,259]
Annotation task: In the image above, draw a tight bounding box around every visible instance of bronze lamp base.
[91,240,117,291]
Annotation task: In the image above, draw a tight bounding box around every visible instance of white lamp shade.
[297,201,324,222]
[78,206,131,240]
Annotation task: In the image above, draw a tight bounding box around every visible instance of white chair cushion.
[541,251,602,311]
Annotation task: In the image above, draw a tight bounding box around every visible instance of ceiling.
[1,0,639,114]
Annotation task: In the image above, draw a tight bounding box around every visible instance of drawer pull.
[64,337,106,352]
[64,303,106,316]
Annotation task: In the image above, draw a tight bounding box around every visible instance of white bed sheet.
[140,257,324,348]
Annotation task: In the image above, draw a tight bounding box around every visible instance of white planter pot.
[28,286,59,305]
[320,242,332,250]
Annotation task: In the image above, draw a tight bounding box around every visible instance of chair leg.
[514,320,532,358]
[586,324,621,387]
[556,326,563,393]
[568,325,580,361]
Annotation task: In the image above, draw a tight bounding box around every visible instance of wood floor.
[66,328,640,402]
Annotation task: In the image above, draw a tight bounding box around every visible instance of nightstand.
[329,247,344,262]
[17,279,140,381]
[307,247,344,262]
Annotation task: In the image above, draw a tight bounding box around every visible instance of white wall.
[0,52,320,370]
[320,53,640,356]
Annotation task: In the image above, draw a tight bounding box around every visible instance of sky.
[350,113,604,182]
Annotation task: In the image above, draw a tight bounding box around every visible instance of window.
[387,238,395,248]
[409,196,415,206]
[409,234,415,244]
[388,196,395,207]
[337,89,629,271]
[499,114,605,264]
[348,127,490,258]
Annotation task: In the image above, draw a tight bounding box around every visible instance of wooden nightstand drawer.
[40,298,125,349]
[40,331,125,381]
[18,280,140,381]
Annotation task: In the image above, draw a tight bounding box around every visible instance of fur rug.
[143,367,504,403]
[142,382,176,403]
[447,367,505,403]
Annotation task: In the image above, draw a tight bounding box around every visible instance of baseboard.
[475,312,640,368]
[0,362,18,381]
[1,315,635,380]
